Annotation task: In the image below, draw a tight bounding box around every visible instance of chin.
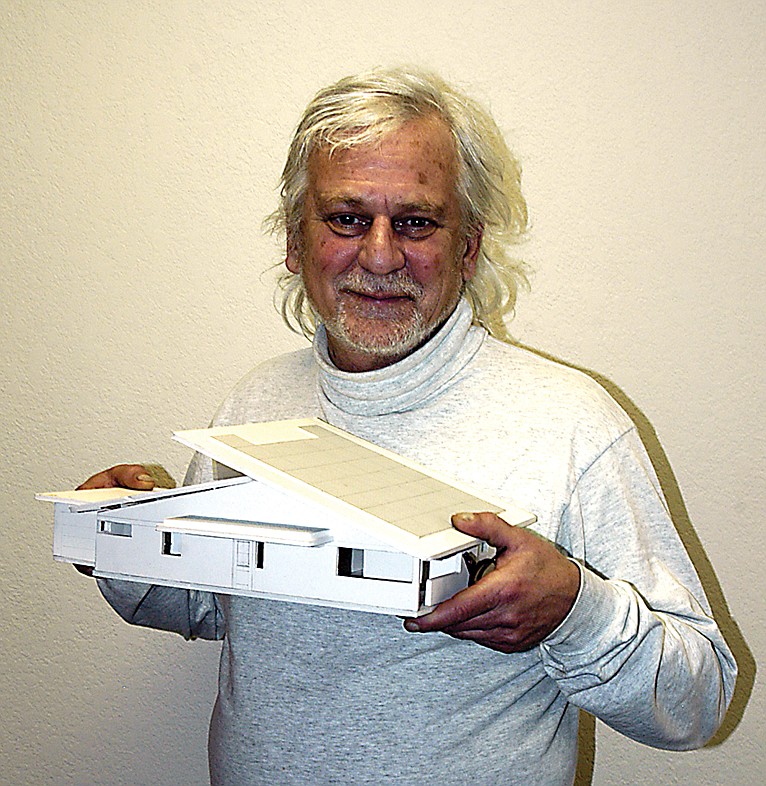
[331,313,430,359]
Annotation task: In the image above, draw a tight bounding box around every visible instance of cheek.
[302,242,355,295]
[313,235,357,271]
[407,249,462,292]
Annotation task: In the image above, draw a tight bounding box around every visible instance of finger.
[442,626,533,654]
[404,568,506,633]
[443,625,510,644]
[439,605,505,634]
[77,464,155,490]
[407,609,526,653]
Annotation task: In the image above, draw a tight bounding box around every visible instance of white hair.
[266,66,529,341]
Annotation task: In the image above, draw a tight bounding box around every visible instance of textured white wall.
[1,2,762,784]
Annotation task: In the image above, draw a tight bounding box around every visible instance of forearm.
[539,566,736,749]
[97,577,225,641]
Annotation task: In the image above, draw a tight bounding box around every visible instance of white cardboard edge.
[36,475,252,511]
[91,570,436,617]
[159,516,333,547]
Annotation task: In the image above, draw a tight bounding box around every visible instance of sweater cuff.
[540,561,628,663]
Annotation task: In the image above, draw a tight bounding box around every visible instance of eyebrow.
[313,192,449,221]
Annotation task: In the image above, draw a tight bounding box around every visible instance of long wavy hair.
[266,67,529,341]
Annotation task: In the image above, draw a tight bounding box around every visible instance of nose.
[357,217,405,274]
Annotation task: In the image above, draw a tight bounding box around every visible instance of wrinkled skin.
[286,115,481,372]
[404,512,581,653]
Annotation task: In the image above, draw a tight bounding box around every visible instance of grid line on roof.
[213,425,500,538]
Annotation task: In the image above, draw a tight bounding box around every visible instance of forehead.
[306,117,460,207]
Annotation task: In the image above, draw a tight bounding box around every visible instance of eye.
[326,214,370,236]
[393,216,438,239]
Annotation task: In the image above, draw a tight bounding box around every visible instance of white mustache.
[336,271,423,299]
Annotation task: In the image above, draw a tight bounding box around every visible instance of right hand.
[74,464,155,576]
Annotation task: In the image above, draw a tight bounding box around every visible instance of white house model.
[39,419,536,616]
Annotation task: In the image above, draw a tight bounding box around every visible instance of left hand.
[404,512,581,653]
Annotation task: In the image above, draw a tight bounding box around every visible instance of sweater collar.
[313,298,485,416]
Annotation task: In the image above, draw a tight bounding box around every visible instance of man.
[81,68,736,785]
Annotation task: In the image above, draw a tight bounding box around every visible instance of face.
[286,116,481,372]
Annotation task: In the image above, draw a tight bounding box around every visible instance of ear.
[285,233,301,274]
[461,225,483,283]
[285,250,300,274]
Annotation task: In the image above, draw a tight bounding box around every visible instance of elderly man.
[81,68,736,786]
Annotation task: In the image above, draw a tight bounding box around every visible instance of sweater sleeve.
[95,450,226,641]
[538,429,737,749]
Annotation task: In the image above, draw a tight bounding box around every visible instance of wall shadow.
[517,344,755,781]
[574,711,596,786]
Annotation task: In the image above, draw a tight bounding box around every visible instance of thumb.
[451,511,524,554]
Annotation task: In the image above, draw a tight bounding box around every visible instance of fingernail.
[404,619,420,633]
[137,474,154,483]
[453,512,476,523]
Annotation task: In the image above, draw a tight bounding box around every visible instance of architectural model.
[39,419,536,616]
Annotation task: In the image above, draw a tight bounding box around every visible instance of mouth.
[334,269,424,319]
[337,289,418,322]
[341,289,415,305]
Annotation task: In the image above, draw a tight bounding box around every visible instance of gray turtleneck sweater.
[99,300,736,786]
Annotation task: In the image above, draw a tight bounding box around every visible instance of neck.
[313,298,485,417]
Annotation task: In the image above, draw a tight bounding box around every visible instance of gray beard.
[308,267,463,361]
[326,300,430,360]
